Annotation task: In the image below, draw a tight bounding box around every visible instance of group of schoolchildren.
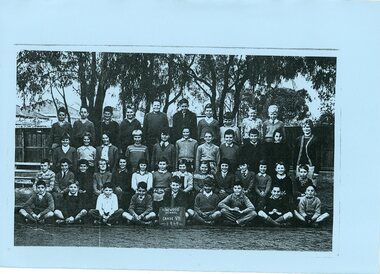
[18,98,330,228]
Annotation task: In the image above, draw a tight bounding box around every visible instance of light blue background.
[0,1,379,273]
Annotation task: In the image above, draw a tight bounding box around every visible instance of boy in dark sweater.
[241,129,265,173]
[72,106,95,148]
[52,133,77,173]
[235,161,255,200]
[75,159,94,209]
[111,156,133,209]
[96,106,120,147]
[272,162,294,209]
[254,160,272,211]
[193,177,221,225]
[258,185,293,226]
[151,130,176,171]
[293,165,314,205]
[214,158,234,200]
[49,106,72,150]
[122,181,156,224]
[219,129,240,172]
[152,158,172,213]
[54,182,87,224]
[19,180,54,223]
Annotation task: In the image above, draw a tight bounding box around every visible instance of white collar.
[203,191,213,197]
[102,143,112,148]
[68,192,78,197]
[205,117,213,123]
[158,170,167,174]
[277,174,286,179]
[258,173,266,177]
[225,143,234,147]
[160,141,169,147]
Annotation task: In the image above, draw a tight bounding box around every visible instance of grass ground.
[14,171,333,251]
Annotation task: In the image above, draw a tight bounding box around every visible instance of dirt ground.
[14,171,333,251]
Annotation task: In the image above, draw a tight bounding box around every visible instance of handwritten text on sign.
[159,207,186,227]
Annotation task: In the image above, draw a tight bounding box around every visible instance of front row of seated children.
[19,175,329,227]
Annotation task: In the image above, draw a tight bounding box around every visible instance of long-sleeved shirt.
[128,194,154,216]
[131,171,153,191]
[72,119,95,148]
[194,191,220,214]
[125,144,149,170]
[49,121,73,147]
[93,172,112,194]
[241,141,265,172]
[172,110,198,141]
[119,118,141,151]
[254,173,272,196]
[219,143,240,170]
[152,171,172,189]
[59,192,86,217]
[111,169,132,191]
[262,119,285,142]
[214,172,234,194]
[143,112,169,144]
[54,170,75,193]
[197,118,220,141]
[95,144,119,172]
[241,117,263,140]
[175,138,198,162]
[95,193,119,215]
[195,143,219,171]
[23,192,55,216]
[96,120,120,146]
[33,170,55,192]
[298,196,321,218]
[220,126,241,145]
[151,143,176,170]
[235,170,255,193]
[172,171,193,192]
[264,196,289,215]
[193,173,214,193]
[77,145,96,167]
[52,146,77,171]
[218,193,255,212]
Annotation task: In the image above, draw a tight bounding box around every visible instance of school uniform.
[218,193,256,226]
[97,120,120,147]
[119,118,142,153]
[72,119,95,148]
[52,146,77,172]
[151,142,176,171]
[197,118,220,142]
[23,192,55,216]
[172,109,197,141]
[214,171,234,199]
[49,121,73,148]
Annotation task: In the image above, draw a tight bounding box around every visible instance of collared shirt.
[221,171,228,178]
[96,193,118,215]
[205,117,214,123]
[225,143,234,148]
[277,174,286,179]
[62,145,70,154]
[160,141,169,148]
[68,192,78,197]
[101,144,111,161]
[203,190,213,197]
[77,145,96,166]
[37,192,46,200]
[258,173,266,177]
[61,170,67,178]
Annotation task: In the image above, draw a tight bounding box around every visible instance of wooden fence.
[15,125,334,170]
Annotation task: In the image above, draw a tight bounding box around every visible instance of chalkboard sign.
[159,207,186,227]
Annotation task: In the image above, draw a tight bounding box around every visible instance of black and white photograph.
[1,1,380,273]
[14,50,336,251]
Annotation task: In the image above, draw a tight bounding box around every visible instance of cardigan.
[92,171,112,194]
[96,120,120,146]
[111,169,132,192]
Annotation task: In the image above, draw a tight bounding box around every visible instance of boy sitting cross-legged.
[192,177,221,225]
[54,181,87,224]
[89,183,124,226]
[294,184,330,227]
[218,181,257,227]
[122,181,156,225]
[19,180,54,224]
[258,185,293,227]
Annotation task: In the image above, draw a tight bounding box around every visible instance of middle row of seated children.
[34,152,318,214]
[21,177,329,227]
[51,121,291,181]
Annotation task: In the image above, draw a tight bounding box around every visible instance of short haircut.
[182,127,190,133]
[36,180,46,187]
[103,183,113,190]
[98,158,108,165]
[119,156,127,162]
[249,128,260,136]
[179,98,189,105]
[58,107,66,114]
[302,118,314,129]
[204,130,213,137]
[238,160,248,166]
[152,99,161,104]
[203,176,214,187]
[102,131,110,138]
[83,131,92,140]
[160,129,169,136]
[132,129,143,136]
[199,161,211,172]
[126,105,135,111]
[60,158,70,165]
[158,157,168,164]
[298,164,309,172]
[259,159,267,166]
[80,106,88,112]
[204,103,213,110]
[223,112,233,120]
[224,129,235,137]
[306,184,316,191]
[275,161,286,168]
[220,158,230,166]
[177,159,188,169]
[137,181,148,190]
[103,106,113,113]
[268,105,278,113]
[61,133,70,140]
[171,176,181,185]
[272,129,283,138]
[41,158,50,164]
[233,180,243,187]
[272,184,282,191]
[78,159,89,166]
[68,180,78,187]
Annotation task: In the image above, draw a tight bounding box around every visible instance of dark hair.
[137,158,148,169]
[103,106,113,114]
[220,158,230,167]
[58,107,66,114]
[272,129,283,139]
[102,131,111,138]
[41,158,50,164]
[152,99,161,104]
[224,129,235,137]
[126,105,135,111]
[275,161,286,169]
[272,184,282,191]
[119,156,127,162]
[60,158,70,165]
[137,181,148,190]
[199,161,211,173]
[182,127,190,133]
[179,98,189,105]
[203,176,214,187]
[158,157,168,164]
[233,180,243,187]
[223,112,233,120]
[302,119,314,130]
[259,159,267,166]
[204,103,213,111]
[80,106,88,112]
[248,129,260,136]
[61,133,70,141]
[103,183,113,190]
[83,131,92,141]
[204,130,214,137]
[171,176,181,185]
[36,179,46,187]
[177,159,188,169]
[298,164,309,172]
[78,159,89,166]
[160,129,169,136]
